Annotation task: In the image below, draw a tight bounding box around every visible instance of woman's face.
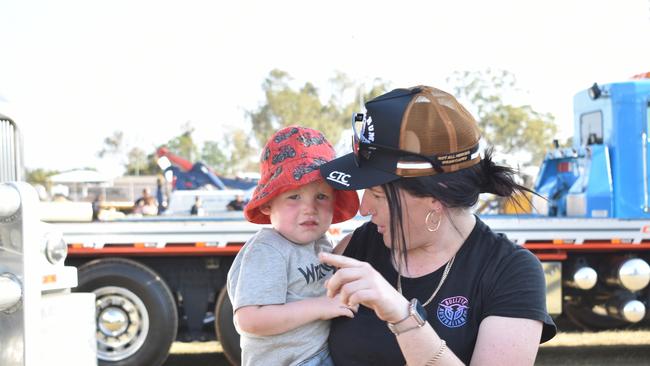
[360,186,434,249]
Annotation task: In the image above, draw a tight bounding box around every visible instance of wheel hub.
[93,287,149,361]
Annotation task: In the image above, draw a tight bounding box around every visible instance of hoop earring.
[425,210,441,232]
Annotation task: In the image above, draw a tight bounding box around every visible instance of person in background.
[139,195,158,216]
[134,187,152,207]
[227,126,360,366]
[156,176,168,214]
[226,194,246,211]
[190,196,204,216]
[319,86,556,365]
[91,193,105,221]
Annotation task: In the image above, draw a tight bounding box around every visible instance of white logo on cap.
[327,171,351,187]
[366,116,375,143]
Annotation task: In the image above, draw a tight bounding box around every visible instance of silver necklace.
[397,255,455,306]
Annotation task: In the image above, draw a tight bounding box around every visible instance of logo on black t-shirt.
[437,296,469,328]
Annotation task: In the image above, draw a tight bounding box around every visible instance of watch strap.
[387,298,427,335]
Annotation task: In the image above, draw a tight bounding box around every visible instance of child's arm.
[234,294,354,336]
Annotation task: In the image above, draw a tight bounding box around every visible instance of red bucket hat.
[244,126,360,224]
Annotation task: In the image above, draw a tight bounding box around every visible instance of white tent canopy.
[49,169,112,184]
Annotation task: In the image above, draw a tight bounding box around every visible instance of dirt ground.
[164,330,650,366]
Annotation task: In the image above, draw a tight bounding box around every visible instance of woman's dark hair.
[382,147,534,267]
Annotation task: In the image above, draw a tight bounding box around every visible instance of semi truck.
[0,113,96,366]
[33,75,650,366]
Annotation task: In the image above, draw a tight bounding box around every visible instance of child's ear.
[260,204,271,215]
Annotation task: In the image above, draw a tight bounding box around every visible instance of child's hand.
[316,293,357,320]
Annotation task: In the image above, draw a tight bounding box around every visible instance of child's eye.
[316,193,330,200]
[287,194,299,200]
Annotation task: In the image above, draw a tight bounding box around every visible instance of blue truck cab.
[535,79,650,219]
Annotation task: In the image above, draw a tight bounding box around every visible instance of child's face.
[261,180,335,245]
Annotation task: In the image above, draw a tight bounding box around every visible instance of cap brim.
[319,153,401,190]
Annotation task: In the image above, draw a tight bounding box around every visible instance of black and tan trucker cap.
[320,86,481,190]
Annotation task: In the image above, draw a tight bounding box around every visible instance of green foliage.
[247,69,390,149]
[229,129,258,174]
[126,147,159,175]
[97,130,125,158]
[201,140,229,174]
[25,168,58,186]
[165,122,200,162]
[95,71,392,180]
[447,69,557,166]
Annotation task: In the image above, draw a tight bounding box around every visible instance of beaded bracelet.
[425,339,447,365]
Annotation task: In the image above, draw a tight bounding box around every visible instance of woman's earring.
[425,210,441,232]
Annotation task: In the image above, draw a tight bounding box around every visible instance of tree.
[97,130,128,169]
[165,122,200,163]
[229,129,258,175]
[447,69,557,167]
[201,140,229,174]
[25,168,58,186]
[247,69,390,149]
[126,147,157,175]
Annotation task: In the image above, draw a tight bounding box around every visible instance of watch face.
[412,299,427,324]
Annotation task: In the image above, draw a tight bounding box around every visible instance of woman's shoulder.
[344,221,385,259]
[467,218,539,267]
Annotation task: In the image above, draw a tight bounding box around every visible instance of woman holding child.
[319,86,556,365]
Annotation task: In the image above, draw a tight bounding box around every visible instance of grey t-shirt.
[227,228,335,366]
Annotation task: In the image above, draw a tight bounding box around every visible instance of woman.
[319,86,556,365]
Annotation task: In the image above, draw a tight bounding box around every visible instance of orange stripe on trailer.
[70,243,83,248]
[195,242,207,247]
[536,253,567,261]
[134,243,146,248]
[67,245,244,257]
[525,242,650,250]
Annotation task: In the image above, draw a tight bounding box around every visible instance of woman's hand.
[319,252,409,324]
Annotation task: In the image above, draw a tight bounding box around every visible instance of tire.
[76,258,178,366]
[215,286,241,366]
[564,303,631,331]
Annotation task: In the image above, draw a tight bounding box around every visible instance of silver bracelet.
[425,339,447,365]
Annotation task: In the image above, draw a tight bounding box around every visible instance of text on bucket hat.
[320,86,482,190]
[244,125,360,224]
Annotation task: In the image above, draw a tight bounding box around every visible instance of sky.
[1,0,649,177]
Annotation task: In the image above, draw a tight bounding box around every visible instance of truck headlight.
[45,235,68,264]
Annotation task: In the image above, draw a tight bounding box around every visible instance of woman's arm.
[234,295,354,336]
[469,316,542,365]
[321,252,464,365]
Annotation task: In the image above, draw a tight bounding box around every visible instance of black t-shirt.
[329,218,556,365]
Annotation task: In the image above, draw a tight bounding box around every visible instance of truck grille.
[0,114,23,182]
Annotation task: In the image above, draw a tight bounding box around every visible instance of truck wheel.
[76,258,178,366]
[215,286,241,366]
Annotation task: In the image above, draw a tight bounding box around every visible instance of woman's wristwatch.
[387,298,427,335]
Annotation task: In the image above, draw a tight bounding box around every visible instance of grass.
[169,329,650,355]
